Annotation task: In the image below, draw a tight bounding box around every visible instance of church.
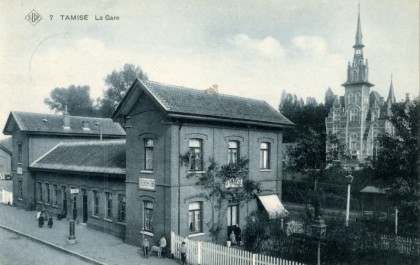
[325,8,396,168]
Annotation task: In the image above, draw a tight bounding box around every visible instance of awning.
[257,194,288,219]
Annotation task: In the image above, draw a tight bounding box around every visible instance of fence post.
[252,253,256,265]
[197,241,202,265]
[171,231,175,256]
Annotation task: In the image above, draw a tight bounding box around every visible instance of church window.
[349,108,359,122]
[350,134,358,159]
[348,93,354,104]
[355,93,361,105]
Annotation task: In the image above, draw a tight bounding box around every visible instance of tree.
[98,64,148,117]
[324,87,335,110]
[181,156,261,243]
[369,98,419,231]
[44,85,96,116]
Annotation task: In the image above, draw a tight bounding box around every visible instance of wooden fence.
[171,231,306,265]
[379,234,420,256]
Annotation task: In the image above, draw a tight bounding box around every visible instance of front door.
[82,189,88,223]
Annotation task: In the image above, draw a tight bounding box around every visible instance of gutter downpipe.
[178,122,183,235]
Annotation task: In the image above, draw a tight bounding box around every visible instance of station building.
[112,79,293,246]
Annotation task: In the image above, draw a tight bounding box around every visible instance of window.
[17,143,22,164]
[144,139,154,170]
[18,179,23,199]
[355,93,361,105]
[189,139,202,171]
[105,192,112,219]
[118,194,126,222]
[227,200,239,227]
[92,190,99,216]
[350,134,358,159]
[228,141,239,164]
[144,201,154,232]
[348,93,354,104]
[350,108,359,122]
[189,202,203,233]
[37,182,42,202]
[45,183,50,204]
[260,142,270,169]
[52,184,58,206]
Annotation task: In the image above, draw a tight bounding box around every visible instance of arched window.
[17,143,23,164]
[355,93,361,105]
[348,93,354,104]
[350,134,358,151]
[349,108,359,122]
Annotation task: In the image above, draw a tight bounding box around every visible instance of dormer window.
[82,121,90,131]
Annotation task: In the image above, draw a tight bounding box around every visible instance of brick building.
[2,110,126,210]
[0,137,12,179]
[112,79,293,246]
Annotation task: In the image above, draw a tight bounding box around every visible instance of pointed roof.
[353,5,364,48]
[387,78,396,104]
[113,79,294,129]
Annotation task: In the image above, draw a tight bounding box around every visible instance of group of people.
[141,235,187,265]
[142,235,167,258]
[37,210,53,228]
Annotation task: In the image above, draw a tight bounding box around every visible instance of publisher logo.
[25,9,42,26]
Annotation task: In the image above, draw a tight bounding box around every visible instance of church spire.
[387,75,396,104]
[354,2,364,49]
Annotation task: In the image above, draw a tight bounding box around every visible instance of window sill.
[188,232,205,238]
[103,218,113,223]
[259,169,272,172]
[140,231,154,237]
[52,205,59,208]
[91,215,99,219]
[117,221,126,226]
[188,171,205,174]
[141,170,154,174]
[18,198,23,201]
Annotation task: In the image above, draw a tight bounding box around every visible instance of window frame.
[37,182,43,202]
[45,183,50,204]
[228,141,239,164]
[52,184,58,206]
[118,194,126,223]
[143,200,154,232]
[144,139,154,171]
[105,192,112,219]
[189,139,203,171]
[17,142,23,164]
[92,190,99,217]
[18,179,23,199]
[260,142,271,169]
[227,200,239,227]
[189,201,203,234]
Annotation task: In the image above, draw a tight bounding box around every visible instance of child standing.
[179,241,187,265]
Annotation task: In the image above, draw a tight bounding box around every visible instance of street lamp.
[345,174,354,227]
[311,216,327,265]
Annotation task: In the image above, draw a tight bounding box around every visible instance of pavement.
[0,204,179,265]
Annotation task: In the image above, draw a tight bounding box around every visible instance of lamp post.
[311,216,327,265]
[345,174,354,227]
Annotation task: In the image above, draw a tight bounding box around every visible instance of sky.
[0,0,418,139]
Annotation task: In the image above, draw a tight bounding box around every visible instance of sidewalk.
[0,204,178,265]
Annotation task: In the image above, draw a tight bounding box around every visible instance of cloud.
[292,35,327,57]
[228,34,285,59]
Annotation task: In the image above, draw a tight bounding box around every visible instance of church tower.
[341,5,374,161]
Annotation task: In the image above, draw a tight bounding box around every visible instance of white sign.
[139,178,155,190]
[70,188,79,194]
[225,178,243,189]
[17,167,22,175]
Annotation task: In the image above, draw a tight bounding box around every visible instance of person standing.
[142,237,150,258]
[38,213,44,228]
[179,241,187,265]
[158,235,167,258]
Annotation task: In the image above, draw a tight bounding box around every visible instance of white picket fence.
[0,188,13,205]
[379,234,420,256]
[171,231,306,265]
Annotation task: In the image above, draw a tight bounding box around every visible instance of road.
[0,228,92,265]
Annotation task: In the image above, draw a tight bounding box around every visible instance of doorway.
[82,189,88,223]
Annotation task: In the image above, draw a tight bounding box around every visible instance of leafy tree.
[324,87,336,109]
[369,98,419,231]
[181,156,261,243]
[97,64,148,117]
[44,85,96,116]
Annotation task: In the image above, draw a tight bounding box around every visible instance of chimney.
[406,93,410,102]
[63,105,70,129]
[204,84,219,94]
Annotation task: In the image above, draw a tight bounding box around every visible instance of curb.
[0,224,107,265]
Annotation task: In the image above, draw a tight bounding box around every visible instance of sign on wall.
[225,178,243,189]
[139,178,155,191]
[16,167,22,175]
[70,188,79,194]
